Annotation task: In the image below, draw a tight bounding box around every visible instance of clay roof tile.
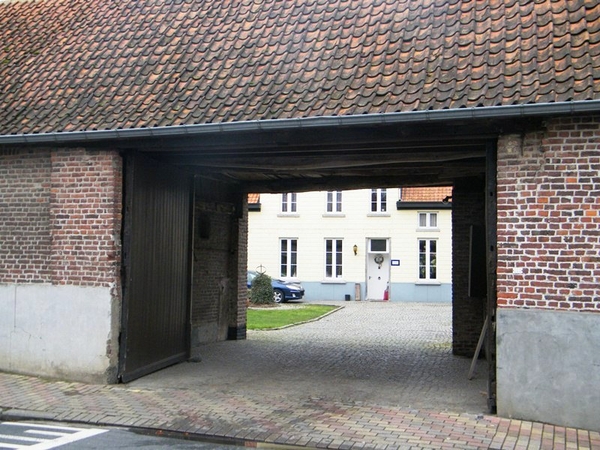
[400,186,452,202]
[1,0,600,135]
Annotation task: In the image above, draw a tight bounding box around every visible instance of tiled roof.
[1,0,599,135]
[248,193,260,204]
[400,187,452,202]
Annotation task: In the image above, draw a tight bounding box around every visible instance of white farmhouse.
[248,187,452,302]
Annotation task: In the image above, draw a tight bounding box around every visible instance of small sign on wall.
[391,259,400,266]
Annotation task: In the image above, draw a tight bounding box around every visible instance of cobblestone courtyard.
[134,301,489,414]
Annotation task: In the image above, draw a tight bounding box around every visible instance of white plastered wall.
[0,284,114,383]
[248,189,452,300]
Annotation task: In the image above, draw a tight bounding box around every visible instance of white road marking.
[24,431,66,437]
[5,424,88,432]
[0,443,24,449]
[0,422,108,449]
[0,433,45,442]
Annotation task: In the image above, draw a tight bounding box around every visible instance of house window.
[418,212,438,229]
[419,239,437,280]
[369,239,388,253]
[280,239,297,277]
[281,193,297,213]
[325,239,343,278]
[326,191,342,212]
[371,188,387,212]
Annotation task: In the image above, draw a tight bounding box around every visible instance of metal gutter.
[248,203,261,212]
[396,201,452,210]
[1,100,600,145]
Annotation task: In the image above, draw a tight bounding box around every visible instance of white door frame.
[366,238,390,301]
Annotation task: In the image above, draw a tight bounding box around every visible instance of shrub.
[249,272,274,305]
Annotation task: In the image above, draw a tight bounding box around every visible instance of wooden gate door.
[119,152,192,382]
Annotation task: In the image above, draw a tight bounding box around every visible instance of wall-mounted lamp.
[353,244,358,256]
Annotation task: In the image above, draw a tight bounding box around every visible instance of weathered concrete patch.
[0,284,113,383]
[497,308,600,432]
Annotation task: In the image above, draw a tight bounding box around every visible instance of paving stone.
[0,302,598,449]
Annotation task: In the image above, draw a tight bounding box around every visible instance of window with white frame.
[418,239,437,280]
[326,191,342,213]
[370,188,387,212]
[281,192,297,213]
[325,239,343,278]
[280,238,297,277]
[418,212,438,229]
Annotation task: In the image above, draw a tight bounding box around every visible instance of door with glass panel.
[366,238,390,300]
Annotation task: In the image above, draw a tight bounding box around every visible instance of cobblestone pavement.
[1,302,599,449]
[140,301,488,413]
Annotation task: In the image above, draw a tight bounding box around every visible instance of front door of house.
[366,238,390,301]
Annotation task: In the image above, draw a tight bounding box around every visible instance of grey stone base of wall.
[301,282,452,302]
[0,284,115,384]
[191,324,247,352]
[228,326,246,340]
[497,308,600,432]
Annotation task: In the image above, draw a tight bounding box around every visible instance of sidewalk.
[1,302,599,449]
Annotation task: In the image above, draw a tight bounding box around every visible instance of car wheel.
[273,289,285,303]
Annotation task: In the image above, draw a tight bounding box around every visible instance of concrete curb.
[249,304,344,331]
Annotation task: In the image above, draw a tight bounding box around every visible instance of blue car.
[247,271,305,303]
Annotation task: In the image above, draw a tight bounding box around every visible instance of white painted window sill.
[277,213,300,218]
[416,227,440,232]
[415,280,441,286]
[322,213,345,218]
[367,213,391,217]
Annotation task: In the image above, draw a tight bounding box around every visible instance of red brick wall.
[237,194,248,336]
[0,149,52,282]
[192,205,233,326]
[191,178,246,343]
[497,115,600,312]
[50,149,122,286]
[0,148,122,287]
[452,179,486,356]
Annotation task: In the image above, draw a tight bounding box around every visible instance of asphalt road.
[0,421,246,450]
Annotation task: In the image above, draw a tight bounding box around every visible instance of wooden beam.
[158,150,485,171]
[485,139,498,414]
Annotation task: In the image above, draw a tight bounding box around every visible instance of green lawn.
[247,304,338,330]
